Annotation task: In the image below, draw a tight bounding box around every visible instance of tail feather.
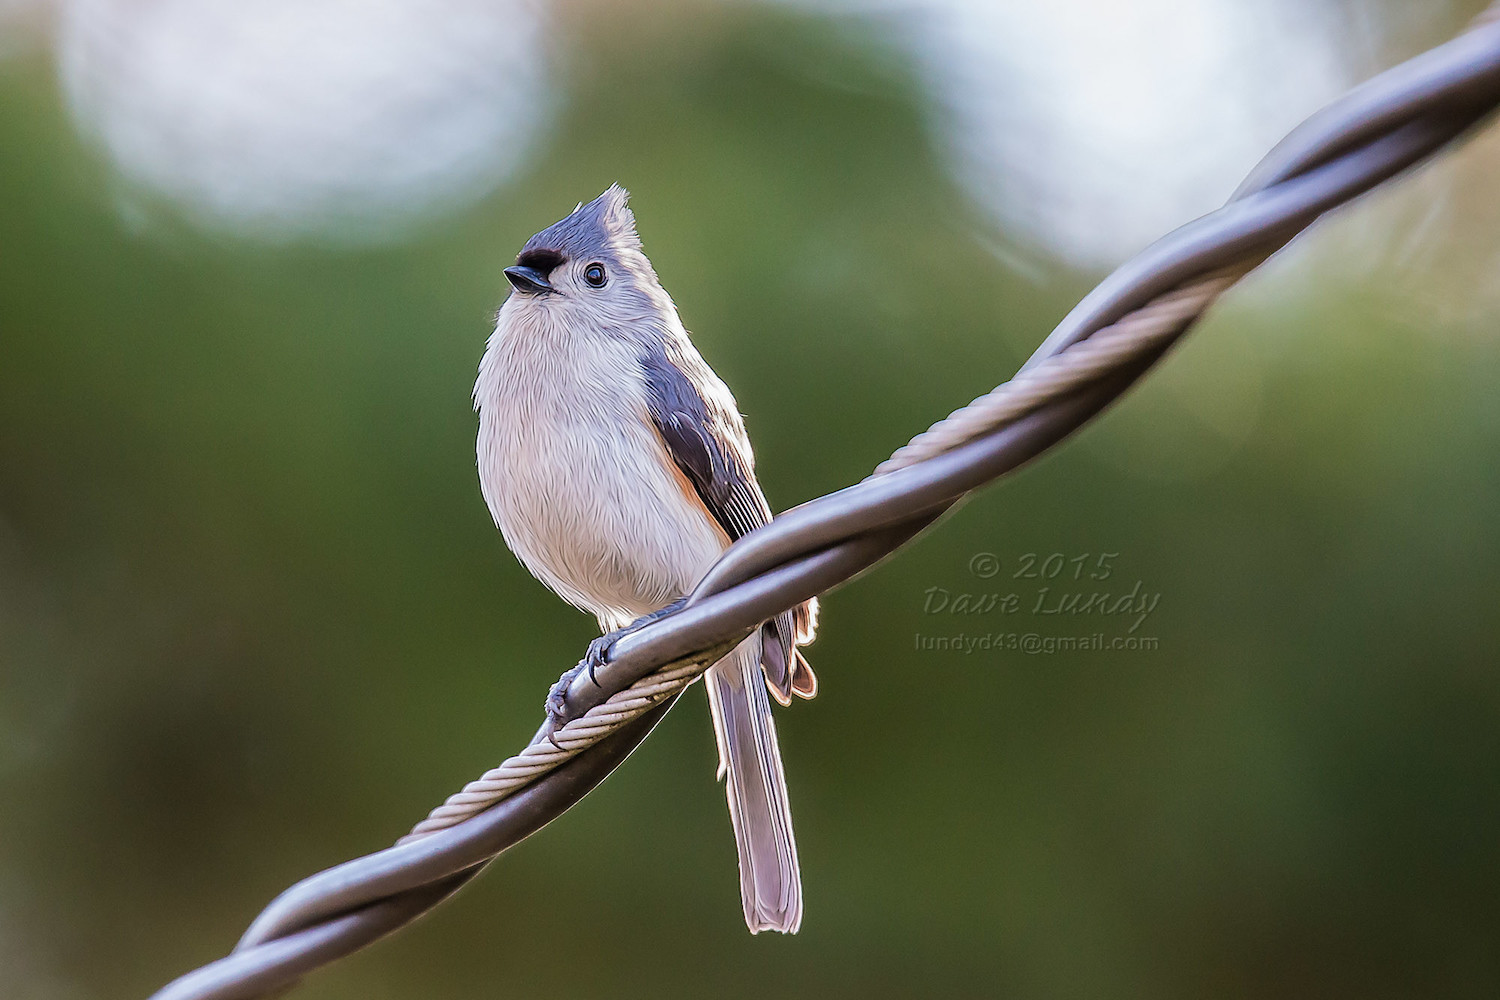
[790,650,817,699]
[705,636,802,933]
[762,600,819,706]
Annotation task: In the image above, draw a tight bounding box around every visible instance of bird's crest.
[521,184,640,261]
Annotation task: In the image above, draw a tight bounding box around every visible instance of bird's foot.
[539,598,691,745]
[542,636,611,744]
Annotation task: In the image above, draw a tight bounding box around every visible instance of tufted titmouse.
[473,186,818,933]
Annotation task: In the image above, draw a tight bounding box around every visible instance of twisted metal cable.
[151,12,1500,1000]
[399,650,729,841]
[872,263,1255,476]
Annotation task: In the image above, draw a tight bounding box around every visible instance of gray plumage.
[474,185,817,932]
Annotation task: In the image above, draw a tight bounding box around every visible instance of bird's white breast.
[475,309,728,631]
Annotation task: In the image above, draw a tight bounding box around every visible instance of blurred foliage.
[3,4,1500,999]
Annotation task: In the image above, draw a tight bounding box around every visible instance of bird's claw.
[540,599,689,741]
[583,634,612,686]
[543,635,614,735]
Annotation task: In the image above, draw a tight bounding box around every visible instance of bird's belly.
[479,383,727,630]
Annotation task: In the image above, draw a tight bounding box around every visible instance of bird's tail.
[705,634,802,933]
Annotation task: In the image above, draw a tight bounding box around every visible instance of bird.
[473,185,818,933]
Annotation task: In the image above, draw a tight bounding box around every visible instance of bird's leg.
[542,597,690,741]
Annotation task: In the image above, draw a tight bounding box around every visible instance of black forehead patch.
[516,247,566,272]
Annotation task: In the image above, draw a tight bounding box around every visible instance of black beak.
[504,265,555,295]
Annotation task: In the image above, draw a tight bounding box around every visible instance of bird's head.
[500,185,672,337]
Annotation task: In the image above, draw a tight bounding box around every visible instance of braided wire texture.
[400,648,728,842]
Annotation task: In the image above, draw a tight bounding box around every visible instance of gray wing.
[641,340,816,703]
[641,348,771,542]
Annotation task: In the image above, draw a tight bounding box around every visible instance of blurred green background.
[5,1,1500,997]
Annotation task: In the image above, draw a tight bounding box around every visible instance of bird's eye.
[583,263,607,287]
